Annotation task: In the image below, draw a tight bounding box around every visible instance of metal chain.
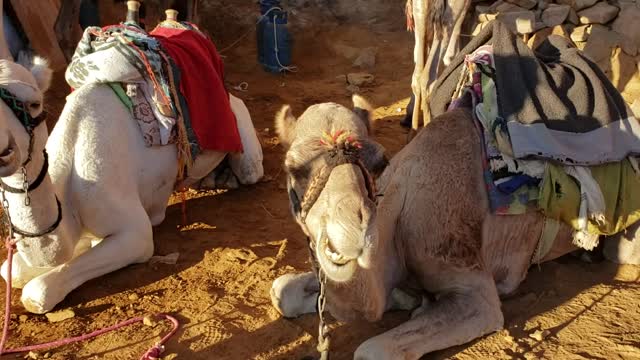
[316,268,330,360]
[20,167,30,206]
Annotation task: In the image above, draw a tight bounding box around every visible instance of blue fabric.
[496,175,540,194]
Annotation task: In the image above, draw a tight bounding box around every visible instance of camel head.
[275,95,390,321]
[0,57,52,177]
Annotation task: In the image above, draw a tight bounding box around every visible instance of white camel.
[270,96,640,359]
[0,50,261,314]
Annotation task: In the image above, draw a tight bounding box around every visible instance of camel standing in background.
[406,0,471,128]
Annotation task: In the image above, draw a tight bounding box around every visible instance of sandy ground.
[1,3,639,360]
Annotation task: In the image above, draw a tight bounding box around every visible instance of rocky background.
[471,0,640,117]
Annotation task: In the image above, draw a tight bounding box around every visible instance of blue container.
[257,2,292,73]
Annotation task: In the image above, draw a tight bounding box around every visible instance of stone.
[578,3,620,24]
[128,293,140,301]
[529,25,570,49]
[143,315,158,327]
[496,2,529,12]
[26,351,39,359]
[556,0,598,11]
[542,4,571,27]
[537,0,549,10]
[498,11,537,34]
[567,8,580,25]
[610,47,639,94]
[45,309,75,323]
[353,47,377,69]
[346,84,360,93]
[571,24,591,42]
[331,43,359,60]
[612,4,640,55]
[529,329,551,341]
[347,72,375,87]
[631,99,640,118]
[479,12,499,23]
[583,25,619,63]
[18,314,28,323]
[505,0,538,10]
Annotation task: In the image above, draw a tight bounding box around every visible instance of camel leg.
[442,0,470,67]
[410,0,427,130]
[1,253,51,289]
[353,273,503,360]
[418,37,442,125]
[270,272,319,318]
[19,205,153,314]
[603,221,640,265]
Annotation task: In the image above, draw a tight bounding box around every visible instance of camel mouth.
[316,236,358,282]
[0,146,18,176]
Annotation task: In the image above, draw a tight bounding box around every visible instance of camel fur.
[270,98,640,359]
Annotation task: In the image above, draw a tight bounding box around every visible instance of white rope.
[218,7,298,73]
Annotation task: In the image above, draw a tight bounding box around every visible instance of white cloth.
[564,165,606,250]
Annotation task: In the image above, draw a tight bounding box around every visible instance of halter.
[287,130,379,360]
[0,86,61,239]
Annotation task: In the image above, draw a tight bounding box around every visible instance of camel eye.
[29,103,41,110]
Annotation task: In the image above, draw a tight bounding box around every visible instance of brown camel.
[269,96,640,359]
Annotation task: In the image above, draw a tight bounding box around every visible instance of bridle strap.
[0,149,49,193]
[11,196,62,238]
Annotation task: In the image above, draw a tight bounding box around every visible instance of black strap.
[12,196,62,238]
[0,150,49,193]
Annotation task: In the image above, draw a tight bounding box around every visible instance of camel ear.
[275,104,297,148]
[352,94,374,135]
[361,139,388,177]
[30,57,53,93]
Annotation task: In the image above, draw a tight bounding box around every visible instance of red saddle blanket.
[151,27,243,153]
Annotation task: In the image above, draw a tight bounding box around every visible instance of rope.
[218,7,283,54]
[0,237,180,358]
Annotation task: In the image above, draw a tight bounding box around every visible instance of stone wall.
[473,0,640,116]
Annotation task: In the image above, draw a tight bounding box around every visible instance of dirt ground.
[1,2,639,360]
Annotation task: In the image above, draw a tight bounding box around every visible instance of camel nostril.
[0,147,13,158]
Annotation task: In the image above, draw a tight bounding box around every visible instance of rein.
[291,130,378,360]
[0,86,180,358]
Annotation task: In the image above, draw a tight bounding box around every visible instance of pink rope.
[0,237,180,360]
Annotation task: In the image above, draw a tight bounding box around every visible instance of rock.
[347,72,375,87]
[45,309,75,323]
[346,84,361,93]
[331,43,359,60]
[498,11,537,34]
[529,329,551,341]
[162,354,179,360]
[353,47,377,69]
[18,314,28,323]
[570,24,591,42]
[610,47,639,95]
[583,25,619,63]
[567,8,580,25]
[556,0,598,11]
[578,3,620,24]
[529,25,570,50]
[505,0,538,10]
[612,4,640,55]
[479,12,498,23]
[143,315,158,327]
[619,37,639,56]
[542,5,571,27]
[631,99,640,118]
[537,0,549,10]
[128,293,140,301]
[335,74,347,83]
[26,351,39,359]
[43,353,51,359]
[149,252,180,265]
[496,2,529,13]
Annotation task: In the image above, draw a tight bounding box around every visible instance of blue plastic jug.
[257,0,292,73]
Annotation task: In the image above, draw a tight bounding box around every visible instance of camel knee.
[1,255,50,289]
